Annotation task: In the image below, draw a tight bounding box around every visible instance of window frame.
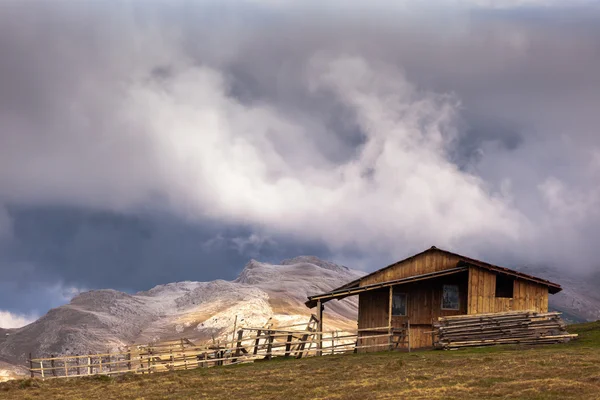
[441,284,460,311]
[495,274,515,298]
[391,291,407,317]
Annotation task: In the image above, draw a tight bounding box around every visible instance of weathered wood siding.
[467,267,497,314]
[513,279,549,313]
[360,250,462,286]
[467,266,549,314]
[357,289,389,352]
[358,273,469,351]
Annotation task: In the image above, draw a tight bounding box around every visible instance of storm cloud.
[1,1,599,324]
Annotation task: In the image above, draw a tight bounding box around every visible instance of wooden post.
[231,315,238,350]
[316,300,323,357]
[284,334,293,358]
[234,329,244,360]
[253,330,261,355]
[87,354,92,375]
[64,358,68,377]
[50,355,56,377]
[266,330,274,360]
[107,350,111,373]
[40,360,44,379]
[76,354,80,376]
[127,350,131,371]
[98,354,103,373]
[29,353,34,378]
[388,286,393,351]
[331,332,335,355]
[148,347,153,373]
[407,320,411,353]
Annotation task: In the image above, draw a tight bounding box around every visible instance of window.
[392,291,407,316]
[495,274,514,298]
[442,285,459,310]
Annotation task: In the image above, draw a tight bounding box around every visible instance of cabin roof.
[306,246,562,308]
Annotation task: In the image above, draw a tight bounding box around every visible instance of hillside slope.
[1,321,598,399]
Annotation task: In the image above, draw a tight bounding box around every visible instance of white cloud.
[1,2,599,274]
[0,311,37,329]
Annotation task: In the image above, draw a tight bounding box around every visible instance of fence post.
[76,355,80,376]
[331,332,335,355]
[284,334,292,358]
[407,320,411,353]
[64,357,68,377]
[266,330,274,360]
[316,300,323,357]
[50,355,56,377]
[253,330,261,355]
[127,350,131,371]
[29,353,34,378]
[234,329,244,358]
[139,351,144,374]
[87,354,92,375]
[40,360,44,379]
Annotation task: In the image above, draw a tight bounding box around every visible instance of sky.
[1,0,599,328]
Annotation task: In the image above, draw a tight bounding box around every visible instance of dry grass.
[2,321,599,400]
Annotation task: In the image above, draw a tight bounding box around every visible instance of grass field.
[1,321,599,400]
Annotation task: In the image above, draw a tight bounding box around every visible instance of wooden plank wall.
[513,279,549,312]
[467,267,496,314]
[359,273,469,350]
[468,267,549,314]
[360,250,462,286]
[357,290,389,352]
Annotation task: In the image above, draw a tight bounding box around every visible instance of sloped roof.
[328,246,562,295]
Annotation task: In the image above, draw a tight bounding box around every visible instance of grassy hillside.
[2,321,599,400]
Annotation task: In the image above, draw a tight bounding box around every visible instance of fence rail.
[27,317,411,379]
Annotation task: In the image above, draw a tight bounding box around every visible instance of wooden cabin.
[305,246,562,351]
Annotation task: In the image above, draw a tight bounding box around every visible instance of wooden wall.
[360,250,462,286]
[357,289,389,352]
[467,266,549,314]
[357,273,469,351]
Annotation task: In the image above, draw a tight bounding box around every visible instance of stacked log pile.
[434,311,577,350]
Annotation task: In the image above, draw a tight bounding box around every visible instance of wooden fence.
[28,317,409,379]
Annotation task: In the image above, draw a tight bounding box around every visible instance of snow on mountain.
[0,256,363,371]
[1,255,597,377]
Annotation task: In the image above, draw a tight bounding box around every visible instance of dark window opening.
[442,285,460,310]
[495,274,514,298]
[392,291,407,316]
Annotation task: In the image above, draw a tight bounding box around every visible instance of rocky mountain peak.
[280,256,349,272]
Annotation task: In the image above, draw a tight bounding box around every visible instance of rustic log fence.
[27,317,408,379]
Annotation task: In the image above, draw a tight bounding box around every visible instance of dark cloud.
[0,205,333,314]
[1,1,600,321]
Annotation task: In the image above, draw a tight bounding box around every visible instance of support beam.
[316,300,323,356]
[388,286,393,350]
